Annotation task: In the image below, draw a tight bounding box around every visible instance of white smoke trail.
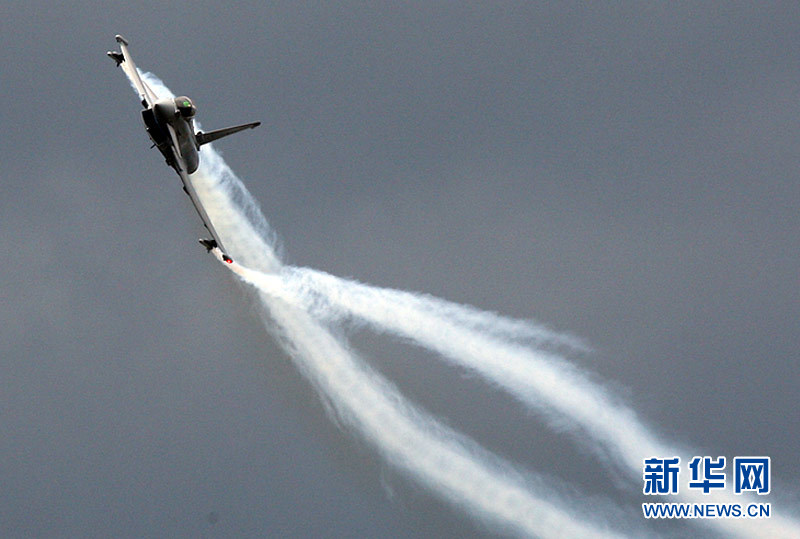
[130,72,628,537]
[221,262,800,539]
[129,69,799,537]
[323,284,591,354]
[255,286,623,538]
[251,267,668,473]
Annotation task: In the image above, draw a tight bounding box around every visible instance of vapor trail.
[132,72,628,537]
[248,274,623,538]
[248,267,667,474]
[200,221,629,537]
[133,71,798,537]
[221,263,800,539]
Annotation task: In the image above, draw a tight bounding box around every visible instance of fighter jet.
[108,34,259,263]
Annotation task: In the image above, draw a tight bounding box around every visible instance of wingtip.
[115,34,129,45]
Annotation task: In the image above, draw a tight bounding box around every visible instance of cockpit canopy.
[175,96,196,118]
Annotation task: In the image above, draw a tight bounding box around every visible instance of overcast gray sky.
[2,2,798,537]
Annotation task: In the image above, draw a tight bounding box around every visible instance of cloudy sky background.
[2,3,798,537]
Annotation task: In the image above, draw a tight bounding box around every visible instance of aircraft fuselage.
[109,34,260,260]
[144,97,200,173]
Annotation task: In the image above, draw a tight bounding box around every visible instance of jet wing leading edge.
[108,35,158,108]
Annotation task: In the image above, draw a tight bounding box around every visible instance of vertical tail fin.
[195,122,261,146]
